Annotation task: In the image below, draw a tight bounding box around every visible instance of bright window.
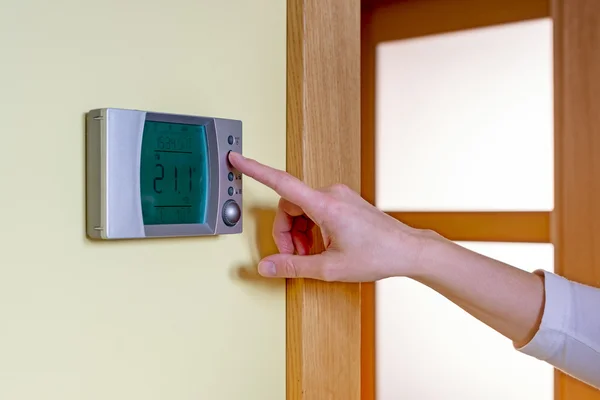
[375,17,554,400]
[375,19,553,211]
[376,242,554,400]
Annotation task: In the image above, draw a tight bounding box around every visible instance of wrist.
[405,228,455,280]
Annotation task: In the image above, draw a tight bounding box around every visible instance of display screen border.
[140,120,210,227]
[142,112,219,237]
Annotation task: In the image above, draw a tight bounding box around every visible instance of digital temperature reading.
[140,121,209,225]
[85,108,242,240]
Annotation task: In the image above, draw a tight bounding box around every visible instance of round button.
[228,135,234,145]
[228,172,234,181]
[228,186,234,196]
[222,200,241,227]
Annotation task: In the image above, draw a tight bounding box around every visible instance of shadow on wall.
[233,207,281,289]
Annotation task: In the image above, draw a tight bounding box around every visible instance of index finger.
[228,151,323,212]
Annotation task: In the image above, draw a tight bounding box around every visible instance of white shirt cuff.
[516,269,572,360]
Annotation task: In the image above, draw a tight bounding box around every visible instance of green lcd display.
[140,121,209,225]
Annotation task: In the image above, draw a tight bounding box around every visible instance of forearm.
[407,235,545,347]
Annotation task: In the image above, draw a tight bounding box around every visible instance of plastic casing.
[85,108,243,239]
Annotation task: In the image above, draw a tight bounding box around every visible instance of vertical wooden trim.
[287,0,362,399]
[361,7,377,400]
[361,9,376,207]
[552,0,600,398]
[360,284,376,400]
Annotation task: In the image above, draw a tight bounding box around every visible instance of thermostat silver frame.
[86,108,243,240]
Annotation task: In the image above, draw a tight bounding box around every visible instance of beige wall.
[0,1,286,399]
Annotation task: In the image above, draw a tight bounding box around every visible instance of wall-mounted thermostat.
[86,108,242,240]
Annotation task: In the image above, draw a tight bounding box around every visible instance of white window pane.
[376,19,553,211]
[376,242,554,400]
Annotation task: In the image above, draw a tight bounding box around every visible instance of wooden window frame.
[361,0,600,399]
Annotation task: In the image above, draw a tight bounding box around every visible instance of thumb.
[258,253,329,279]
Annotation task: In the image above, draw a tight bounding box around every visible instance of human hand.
[229,152,437,282]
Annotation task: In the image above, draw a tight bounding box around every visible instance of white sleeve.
[516,270,600,389]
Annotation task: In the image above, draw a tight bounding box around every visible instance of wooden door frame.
[553,0,600,397]
[286,0,362,399]
[286,0,600,399]
[360,0,600,399]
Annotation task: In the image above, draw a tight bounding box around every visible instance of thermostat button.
[222,200,241,227]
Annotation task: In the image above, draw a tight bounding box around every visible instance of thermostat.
[86,108,243,239]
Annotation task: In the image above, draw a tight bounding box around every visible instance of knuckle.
[271,172,288,190]
[320,267,338,282]
[271,180,283,194]
[324,198,345,217]
[283,258,299,278]
[318,260,339,282]
[419,228,440,240]
[330,183,350,194]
